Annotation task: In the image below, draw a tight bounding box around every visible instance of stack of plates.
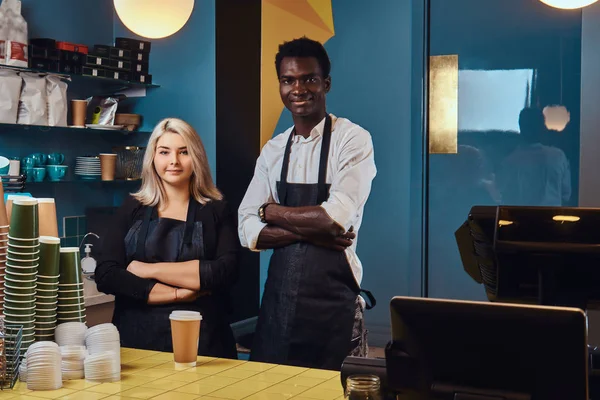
[74,157,101,181]
[26,341,62,390]
[55,322,87,346]
[84,351,121,382]
[85,323,121,367]
[60,345,87,380]
[19,355,27,382]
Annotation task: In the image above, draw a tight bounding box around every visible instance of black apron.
[251,115,375,370]
[112,198,237,359]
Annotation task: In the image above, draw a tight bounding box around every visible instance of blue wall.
[113,0,217,176]
[263,0,420,344]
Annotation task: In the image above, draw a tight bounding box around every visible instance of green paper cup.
[4,276,36,287]
[57,315,86,323]
[8,198,39,238]
[36,307,58,318]
[59,247,83,285]
[36,315,57,324]
[5,264,38,274]
[4,291,35,302]
[58,289,84,299]
[39,237,60,277]
[3,303,35,313]
[57,302,85,311]
[58,295,83,303]
[5,256,39,267]
[7,250,39,260]
[7,237,38,246]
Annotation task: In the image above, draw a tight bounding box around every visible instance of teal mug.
[46,165,67,182]
[32,167,46,182]
[21,157,35,169]
[29,153,47,167]
[47,153,65,165]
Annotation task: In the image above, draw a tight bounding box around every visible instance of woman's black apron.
[112,198,237,359]
[251,115,374,370]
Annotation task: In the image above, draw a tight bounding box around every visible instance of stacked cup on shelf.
[35,236,61,341]
[5,197,39,353]
[57,248,86,324]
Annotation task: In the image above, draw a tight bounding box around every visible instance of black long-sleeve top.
[95,195,240,302]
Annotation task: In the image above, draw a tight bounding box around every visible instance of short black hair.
[275,37,331,78]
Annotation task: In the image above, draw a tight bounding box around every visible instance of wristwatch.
[258,203,271,223]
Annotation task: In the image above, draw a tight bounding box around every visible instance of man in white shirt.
[238,37,377,370]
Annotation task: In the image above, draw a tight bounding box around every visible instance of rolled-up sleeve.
[95,197,157,302]
[200,202,241,291]
[320,128,377,231]
[238,150,272,251]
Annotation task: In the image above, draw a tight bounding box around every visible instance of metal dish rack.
[1,324,23,389]
[1,175,26,193]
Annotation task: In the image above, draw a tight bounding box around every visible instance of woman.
[95,118,239,358]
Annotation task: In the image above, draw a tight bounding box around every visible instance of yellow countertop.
[1,348,346,400]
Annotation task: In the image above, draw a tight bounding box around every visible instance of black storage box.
[85,55,110,67]
[131,73,152,84]
[29,38,57,49]
[91,45,111,58]
[29,45,59,60]
[106,70,130,81]
[60,50,85,65]
[108,58,131,72]
[82,66,106,78]
[130,51,150,63]
[130,62,149,74]
[115,37,151,53]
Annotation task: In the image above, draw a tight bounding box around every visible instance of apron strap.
[278,127,295,206]
[135,205,155,261]
[360,289,377,310]
[316,114,333,205]
[278,114,333,206]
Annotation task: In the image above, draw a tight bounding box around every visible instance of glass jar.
[345,374,381,400]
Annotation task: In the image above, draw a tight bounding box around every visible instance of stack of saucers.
[75,157,101,181]
[57,247,86,324]
[5,197,39,352]
[55,322,87,346]
[35,236,61,341]
[60,345,87,380]
[0,223,8,313]
[85,323,121,366]
[84,351,120,382]
[26,341,62,390]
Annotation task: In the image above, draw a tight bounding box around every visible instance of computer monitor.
[386,296,588,399]
[455,206,600,308]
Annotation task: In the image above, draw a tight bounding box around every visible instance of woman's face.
[153,132,194,187]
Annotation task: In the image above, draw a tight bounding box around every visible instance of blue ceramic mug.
[21,157,35,170]
[47,153,65,165]
[29,153,47,167]
[46,165,67,182]
[32,167,46,182]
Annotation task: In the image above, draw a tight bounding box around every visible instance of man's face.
[279,56,331,118]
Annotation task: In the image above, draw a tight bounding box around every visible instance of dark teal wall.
[112,0,217,176]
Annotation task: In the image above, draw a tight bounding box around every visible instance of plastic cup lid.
[169,310,202,321]
[39,236,60,244]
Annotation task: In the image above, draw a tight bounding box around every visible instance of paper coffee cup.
[169,311,202,367]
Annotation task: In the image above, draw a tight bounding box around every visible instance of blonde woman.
[95,118,239,358]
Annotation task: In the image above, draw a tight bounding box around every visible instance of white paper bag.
[3,0,27,67]
[0,69,21,123]
[17,72,47,125]
[46,75,68,127]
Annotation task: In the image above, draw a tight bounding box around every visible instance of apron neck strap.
[278,114,333,206]
[135,197,198,261]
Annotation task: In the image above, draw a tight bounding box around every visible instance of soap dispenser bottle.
[81,244,97,274]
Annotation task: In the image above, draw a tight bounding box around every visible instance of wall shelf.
[0,123,151,136]
[0,65,159,90]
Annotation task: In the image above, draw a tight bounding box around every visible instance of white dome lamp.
[539,0,599,9]
[113,0,195,39]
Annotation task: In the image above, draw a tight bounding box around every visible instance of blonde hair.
[132,118,222,206]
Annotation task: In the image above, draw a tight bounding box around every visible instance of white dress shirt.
[238,114,377,286]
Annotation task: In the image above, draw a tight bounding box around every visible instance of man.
[499,107,571,206]
[238,37,377,370]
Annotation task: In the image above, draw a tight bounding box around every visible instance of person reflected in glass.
[499,107,571,206]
